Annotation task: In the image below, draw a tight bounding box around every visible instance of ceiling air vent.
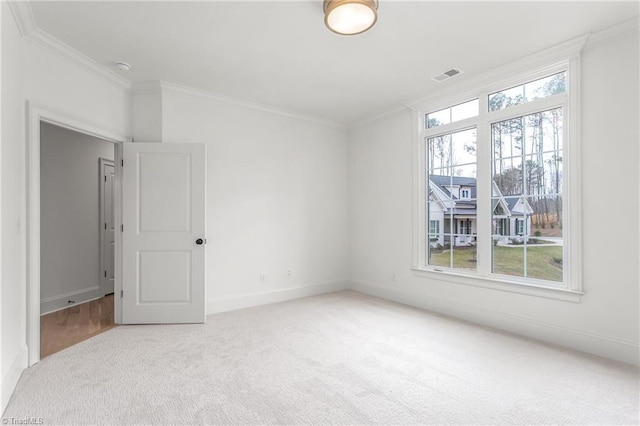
[432,68,462,83]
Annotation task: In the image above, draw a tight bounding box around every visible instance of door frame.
[26,102,130,366]
[99,158,115,296]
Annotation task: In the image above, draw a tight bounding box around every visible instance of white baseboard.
[207,281,350,315]
[350,280,640,367]
[1,345,28,414]
[40,286,103,315]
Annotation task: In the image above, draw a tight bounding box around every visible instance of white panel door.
[122,143,206,324]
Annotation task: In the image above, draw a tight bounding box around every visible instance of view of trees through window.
[491,72,565,282]
[491,107,563,282]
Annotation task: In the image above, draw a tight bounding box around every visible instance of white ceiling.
[29,1,639,125]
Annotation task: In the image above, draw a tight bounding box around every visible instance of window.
[414,58,581,299]
[459,220,471,235]
[429,220,439,235]
[494,218,508,236]
[427,128,477,271]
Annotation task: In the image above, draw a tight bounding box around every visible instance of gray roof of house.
[430,175,529,217]
[429,175,477,200]
[504,196,522,211]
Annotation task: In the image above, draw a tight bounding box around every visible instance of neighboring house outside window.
[429,176,530,245]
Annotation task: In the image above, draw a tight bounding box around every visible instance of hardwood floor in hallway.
[41,294,116,358]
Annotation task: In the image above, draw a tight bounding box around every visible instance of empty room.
[1,1,638,424]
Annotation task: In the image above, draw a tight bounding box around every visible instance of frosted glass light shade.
[324,0,378,35]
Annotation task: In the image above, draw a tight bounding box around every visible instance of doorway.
[39,122,117,358]
[26,103,127,365]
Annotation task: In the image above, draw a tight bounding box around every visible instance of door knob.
[195,238,205,245]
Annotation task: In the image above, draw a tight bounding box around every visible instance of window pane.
[428,134,452,171]
[489,72,566,112]
[451,99,479,122]
[492,238,525,277]
[427,129,478,271]
[429,243,452,268]
[428,238,478,271]
[545,108,563,152]
[491,108,563,283]
[521,156,547,197]
[529,196,563,239]
[518,154,563,196]
[489,85,524,111]
[426,99,479,129]
[451,128,477,168]
[451,242,477,271]
[451,167,477,201]
[426,108,450,128]
[525,72,566,102]
[493,159,523,196]
[524,241,563,282]
[492,118,523,159]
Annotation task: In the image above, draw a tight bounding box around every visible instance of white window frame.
[411,38,585,303]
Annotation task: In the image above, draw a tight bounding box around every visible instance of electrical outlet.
[392,273,397,282]
[287,269,292,278]
[260,272,267,283]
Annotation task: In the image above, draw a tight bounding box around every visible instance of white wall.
[1,3,131,411]
[2,3,28,410]
[348,29,640,365]
[40,122,114,314]
[0,1,4,416]
[159,87,350,312]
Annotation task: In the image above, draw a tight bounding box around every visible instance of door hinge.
[104,270,107,278]
[120,289,123,298]
[104,223,107,230]
[104,175,107,182]
[121,224,124,232]
[121,159,124,167]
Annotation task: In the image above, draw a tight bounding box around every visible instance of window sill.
[411,267,583,303]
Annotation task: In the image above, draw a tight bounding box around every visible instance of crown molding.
[7,1,37,37]
[7,1,132,93]
[584,16,639,50]
[158,81,347,130]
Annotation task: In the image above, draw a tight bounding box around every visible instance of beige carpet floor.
[3,290,639,425]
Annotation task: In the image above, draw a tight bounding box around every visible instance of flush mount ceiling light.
[114,61,131,72]
[323,0,378,35]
